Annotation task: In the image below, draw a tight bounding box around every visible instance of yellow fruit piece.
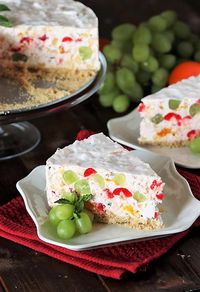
[123,205,138,215]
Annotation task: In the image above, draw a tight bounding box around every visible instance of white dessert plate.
[16,150,200,251]
[107,109,200,169]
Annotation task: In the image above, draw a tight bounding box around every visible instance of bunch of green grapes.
[99,10,200,113]
[47,191,94,240]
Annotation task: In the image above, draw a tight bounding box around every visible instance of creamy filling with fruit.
[0,0,100,70]
[138,76,200,144]
[46,134,165,225]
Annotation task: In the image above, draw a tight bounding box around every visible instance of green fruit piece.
[12,52,28,62]
[173,21,190,39]
[141,56,159,72]
[79,46,92,60]
[159,54,176,70]
[62,191,77,203]
[112,23,136,42]
[111,40,132,54]
[133,26,152,44]
[121,54,139,73]
[134,191,147,202]
[103,44,122,64]
[48,207,61,226]
[57,219,76,239]
[98,72,115,95]
[168,99,181,110]
[75,212,93,234]
[132,44,150,62]
[126,82,144,102]
[151,114,163,124]
[74,179,91,195]
[136,70,151,86]
[164,30,175,43]
[152,68,169,87]
[194,51,200,62]
[161,10,177,27]
[54,204,75,220]
[152,33,172,53]
[114,173,126,185]
[99,89,121,107]
[177,41,194,58]
[151,84,162,93]
[189,103,200,117]
[148,15,167,32]
[93,173,105,189]
[112,95,130,113]
[189,137,200,153]
[116,67,136,93]
[82,209,94,222]
[63,170,79,184]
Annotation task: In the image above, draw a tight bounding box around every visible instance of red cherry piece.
[156,193,164,200]
[137,102,145,112]
[196,99,200,104]
[84,168,97,177]
[164,112,182,121]
[154,211,159,219]
[104,188,114,199]
[150,180,162,190]
[10,47,21,52]
[75,38,82,42]
[187,130,196,140]
[113,188,132,197]
[39,34,48,41]
[96,203,105,212]
[20,37,33,44]
[183,115,192,120]
[62,36,73,42]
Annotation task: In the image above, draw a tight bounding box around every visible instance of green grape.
[114,173,126,185]
[82,209,94,222]
[190,33,199,45]
[126,82,144,102]
[103,44,122,64]
[152,33,172,53]
[159,54,176,69]
[195,41,200,51]
[141,56,159,72]
[133,26,152,45]
[168,99,181,110]
[151,113,163,124]
[161,10,177,27]
[75,212,92,234]
[62,191,77,203]
[121,54,139,73]
[63,170,79,184]
[98,72,115,95]
[164,30,175,43]
[79,46,92,60]
[189,103,200,117]
[136,70,151,86]
[148,15,167,32]
[112,23,136,42]
[173,21,190,39]
[112,95,130,113]
[57,219,76,239]
[132,44,150,62]
[93,173,105,188]
[48,207,61,226]
[74,179,91,195]
[194,51,200,62]
[152,68,169,87]
[99,88,121,107]
[116,67,136,93]
[189,137,200,153]
[151,84,163,93]
[134,191,147,202]
[111,40,132,54]
[54,204,75,220]
[177,41,194,58]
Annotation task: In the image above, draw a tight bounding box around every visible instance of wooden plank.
[0,238,106,292]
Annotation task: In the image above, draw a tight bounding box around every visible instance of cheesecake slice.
[138,76,200,147]
[0,0,100,97]
[46,133,165,230]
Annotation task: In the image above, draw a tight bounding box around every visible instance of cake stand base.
[0,122,41,160]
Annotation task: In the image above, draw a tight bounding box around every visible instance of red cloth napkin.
[0,130,199,280]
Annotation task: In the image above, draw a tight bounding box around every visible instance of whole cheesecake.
[0,0,100,99]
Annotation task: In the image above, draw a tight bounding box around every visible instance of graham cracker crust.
[0,65,97,112]
[138,138,188,148]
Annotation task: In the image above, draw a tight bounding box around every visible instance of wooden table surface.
[0,0,200,291]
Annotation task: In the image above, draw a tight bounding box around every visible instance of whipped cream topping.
[142,75,200,101]
[1,0,97,27]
